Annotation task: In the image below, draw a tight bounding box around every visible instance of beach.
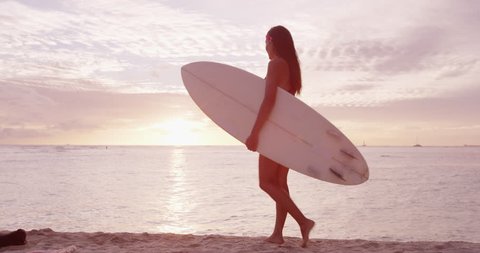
[1,228,479,253]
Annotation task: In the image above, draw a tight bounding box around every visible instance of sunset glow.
[154,119,201,146]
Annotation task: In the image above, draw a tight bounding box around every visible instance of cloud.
[0,127,51,139]
[293,0,480,107]
[339,84,377,92]
[0,0,265,93]
[0,83,202,142]
[300,11,478,77]
[3,0,478,101]
[316,84,480,124]
[435,59,478,80]
[374,26,445,73]
[311,84,480,145]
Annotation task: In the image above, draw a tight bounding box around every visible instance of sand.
[1,229,479,253]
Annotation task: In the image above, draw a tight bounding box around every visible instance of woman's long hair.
[267,26,302,95]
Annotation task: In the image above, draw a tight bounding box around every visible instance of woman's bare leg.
[259,155,315,247]
[266,165,289,244]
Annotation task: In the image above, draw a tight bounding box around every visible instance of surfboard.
[181,61,369,185]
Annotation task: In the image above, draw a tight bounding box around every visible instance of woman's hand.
[246,133,259,152]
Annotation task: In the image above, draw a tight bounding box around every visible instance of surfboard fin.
[329,167,346,182]
[340,149,357,159]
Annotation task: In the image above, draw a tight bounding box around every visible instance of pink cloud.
[0,83,201,142]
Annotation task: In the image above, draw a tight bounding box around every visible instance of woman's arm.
[246,59,282,151]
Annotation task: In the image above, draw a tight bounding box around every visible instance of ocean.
[1,145,479,242]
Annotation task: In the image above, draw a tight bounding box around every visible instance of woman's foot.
[265,234,284,244]
[300,219,315,248]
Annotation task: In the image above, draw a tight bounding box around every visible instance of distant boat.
[413,137,422,147]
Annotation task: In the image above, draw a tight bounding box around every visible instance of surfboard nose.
[181,62,200,77]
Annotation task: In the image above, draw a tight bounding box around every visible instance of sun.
[159,118,200,145]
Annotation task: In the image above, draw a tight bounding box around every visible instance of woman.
[246,26,315,248]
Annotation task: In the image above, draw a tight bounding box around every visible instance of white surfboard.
[181,61,369,185]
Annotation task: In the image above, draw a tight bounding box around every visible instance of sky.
[0,0,479,146]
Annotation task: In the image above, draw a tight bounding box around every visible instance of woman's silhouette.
[246,25,315,247]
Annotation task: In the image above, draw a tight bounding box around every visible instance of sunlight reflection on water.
[157,147,196,234]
